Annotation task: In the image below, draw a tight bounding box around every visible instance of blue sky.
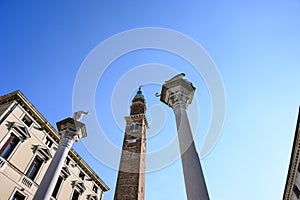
[1,1,300,199]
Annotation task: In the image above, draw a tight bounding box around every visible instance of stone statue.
[73,111,88,121]
[165,73,185,83]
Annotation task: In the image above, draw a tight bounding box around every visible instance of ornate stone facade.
[0,91,109,200]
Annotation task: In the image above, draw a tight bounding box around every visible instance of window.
[92,185,98,193]
[11,191,25,200]
[44,136,53,148]
[22,115,33,127]
[26,156,43,180]
[52,175,64,199]
[79,171,85,181]
[293,185,300,198]
[65,157,71,166]
[0,134,20,159]
[7,122,30,140]
[71,190,80,200]
[89,196,97,200]
[71,181,86,198]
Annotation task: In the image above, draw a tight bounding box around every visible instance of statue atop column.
[159,73,210,200]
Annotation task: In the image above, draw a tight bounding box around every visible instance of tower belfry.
[114,87,148,200]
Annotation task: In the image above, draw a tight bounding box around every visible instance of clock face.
[128,120,145,135]
[129,121,139,133]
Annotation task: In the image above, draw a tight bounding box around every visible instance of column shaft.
[33,136,73,200]
[174,105,210,200]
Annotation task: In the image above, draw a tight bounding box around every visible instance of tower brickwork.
[114,88,148,200]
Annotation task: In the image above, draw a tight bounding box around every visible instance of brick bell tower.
[114,87,148,200]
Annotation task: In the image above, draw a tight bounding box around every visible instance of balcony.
[20,175,33,189]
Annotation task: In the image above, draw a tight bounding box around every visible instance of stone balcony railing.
[20,175,33,189]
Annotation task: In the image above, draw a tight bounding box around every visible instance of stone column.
[160,73,210,200]
[33,118,87,200]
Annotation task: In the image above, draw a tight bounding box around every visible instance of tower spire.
[130,86,146,115]
[134,85,144,98]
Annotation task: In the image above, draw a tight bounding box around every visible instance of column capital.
[160,73,196,110]
[56,117,87,142]
[60,129,80,142]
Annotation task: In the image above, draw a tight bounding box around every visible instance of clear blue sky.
[1,1,300,199]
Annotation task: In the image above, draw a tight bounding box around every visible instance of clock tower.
[114,87,148,200]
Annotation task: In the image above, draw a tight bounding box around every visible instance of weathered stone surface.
[114,88,148,200]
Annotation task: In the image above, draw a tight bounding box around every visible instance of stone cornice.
[160,75,195,109]
[283,108,300,199]
[125,114,149,129]
[32,145,53,161]
[7,121,31,140]
[0,90,60,143]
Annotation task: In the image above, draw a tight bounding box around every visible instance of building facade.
[114,88,148,200]
[0,91,109,200]
[283,109,300,200]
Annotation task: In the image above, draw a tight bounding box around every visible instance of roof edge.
[283,107,300,199]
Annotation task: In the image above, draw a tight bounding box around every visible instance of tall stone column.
[159,73,210,200]
[33,117,87,200]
